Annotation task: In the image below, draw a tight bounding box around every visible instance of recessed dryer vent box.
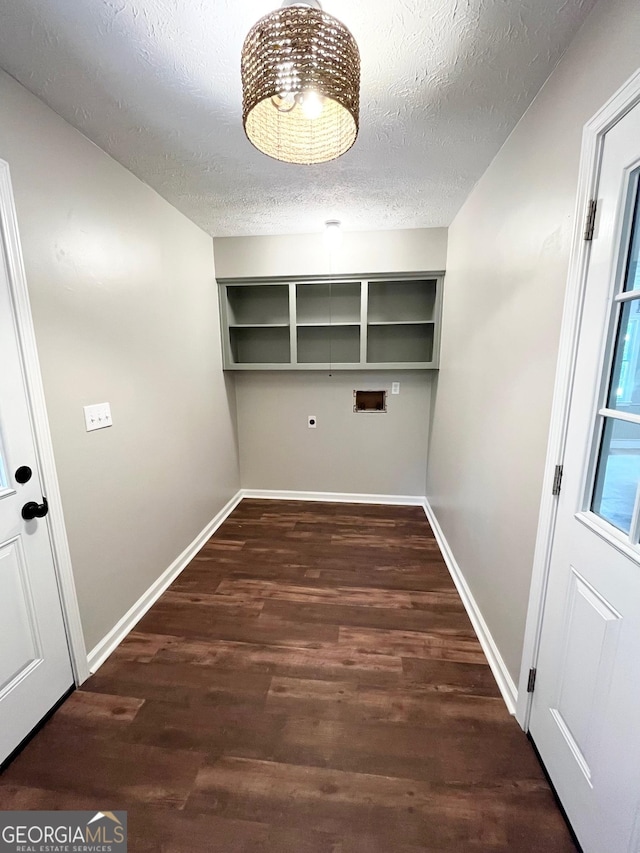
[354,390,387,413]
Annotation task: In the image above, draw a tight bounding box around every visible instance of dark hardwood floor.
[0,500,577,852]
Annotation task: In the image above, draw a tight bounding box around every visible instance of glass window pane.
[607,298,640,411]
[624,187,640,292]
[591,418,640,534]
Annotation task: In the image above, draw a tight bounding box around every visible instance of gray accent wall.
[0,70,240,652]
[214,229,447,497]
[426,0,640,682]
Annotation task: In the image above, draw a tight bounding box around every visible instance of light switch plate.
[391,382,400,395]
[84,402,112,432]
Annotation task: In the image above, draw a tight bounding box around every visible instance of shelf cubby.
[367,279,437,324]
[226,284,289,326]
[229,326,290,365]
[367,322,434,364]
[297,325,360,364]
[296,282,361,325]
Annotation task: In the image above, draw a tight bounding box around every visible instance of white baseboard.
[422,499,519,715]
[87,489,243,674]
[240,488,425,506]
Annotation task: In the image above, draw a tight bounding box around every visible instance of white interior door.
[0,192,73,766]
[529,101,640,853]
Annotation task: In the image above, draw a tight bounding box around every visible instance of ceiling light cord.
[324,219,342,378]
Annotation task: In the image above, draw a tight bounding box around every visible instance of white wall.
[0,70,240,652]
[213,228,447,280]
[426,0,640,682]
[236,371,431,497]
[215,229,446,497]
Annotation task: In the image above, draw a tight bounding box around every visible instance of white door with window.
[0,180,73,765]
[529,100,640,852]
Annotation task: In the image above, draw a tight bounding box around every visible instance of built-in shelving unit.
[218,273,444,370]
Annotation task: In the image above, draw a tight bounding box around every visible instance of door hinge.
[584,199,597,241]
[527,668,537,693]
[552,464,563,496]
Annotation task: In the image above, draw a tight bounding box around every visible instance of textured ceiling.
[0,0,595,237]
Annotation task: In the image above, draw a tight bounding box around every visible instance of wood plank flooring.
[0,500,577,852]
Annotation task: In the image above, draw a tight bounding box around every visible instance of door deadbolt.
[15,466,33,484]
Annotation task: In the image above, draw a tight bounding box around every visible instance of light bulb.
[271,93,296,113]
[273,58,298,112]
[300,91,324,120]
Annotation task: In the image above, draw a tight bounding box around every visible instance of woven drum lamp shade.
[241,4,360,165]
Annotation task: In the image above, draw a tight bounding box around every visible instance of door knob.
[22,497,49,520]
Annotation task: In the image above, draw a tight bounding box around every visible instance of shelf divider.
[360,279,368,365]
[289,282,297,366]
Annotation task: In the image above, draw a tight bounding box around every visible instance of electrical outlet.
[391,382,400,395]
[308,415,317,429]
[84,402,113,432]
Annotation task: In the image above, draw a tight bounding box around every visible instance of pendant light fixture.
[241,0,360,165]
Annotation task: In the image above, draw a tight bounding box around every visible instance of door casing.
[517,68,640,729]
[0,159,88,685]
